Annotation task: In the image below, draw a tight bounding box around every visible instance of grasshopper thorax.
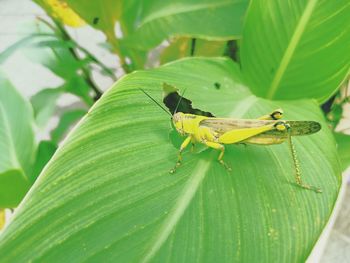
[172,112,203,136]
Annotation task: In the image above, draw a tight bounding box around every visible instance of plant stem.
[38,17,117,81]
[50,18,104,100]
[75,45,117,81]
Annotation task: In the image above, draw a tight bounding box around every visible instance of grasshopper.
[141,84,322,193]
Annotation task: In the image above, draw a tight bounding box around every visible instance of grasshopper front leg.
[170,136,192,174]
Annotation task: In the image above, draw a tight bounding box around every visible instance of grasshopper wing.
[200,118,321,145]
[200,118,321,136]
[200,118,277,134]
[247,120,321,144]
[200,118,279,144]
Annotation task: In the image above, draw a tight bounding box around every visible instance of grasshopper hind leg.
[204,141,232,172]
[287,132,322,193]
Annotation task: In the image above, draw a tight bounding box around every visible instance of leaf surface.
[0,58,341,262]
[240,0,350,102]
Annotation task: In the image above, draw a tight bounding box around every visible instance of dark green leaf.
[63,77,93,106]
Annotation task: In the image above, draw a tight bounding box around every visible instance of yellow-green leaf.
[34,0,86,27]
[64,0,122,36]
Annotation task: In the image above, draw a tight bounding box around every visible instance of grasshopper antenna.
[174,88,187,114]
[139,88,172,117]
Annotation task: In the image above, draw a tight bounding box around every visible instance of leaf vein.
[266,0,318,99]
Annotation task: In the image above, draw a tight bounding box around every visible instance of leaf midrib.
[266,0,318,99]
[141,159,210,263]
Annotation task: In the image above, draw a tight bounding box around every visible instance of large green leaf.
[124,0,249,50]
[240,0,350,102]
[0,76,36,207]
[0,58,340,262]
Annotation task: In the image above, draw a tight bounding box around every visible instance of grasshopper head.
[172,112,186,135]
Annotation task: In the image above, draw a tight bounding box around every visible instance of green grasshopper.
[141,84,322,193]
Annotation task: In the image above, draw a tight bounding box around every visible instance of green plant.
[0,0,349,262]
